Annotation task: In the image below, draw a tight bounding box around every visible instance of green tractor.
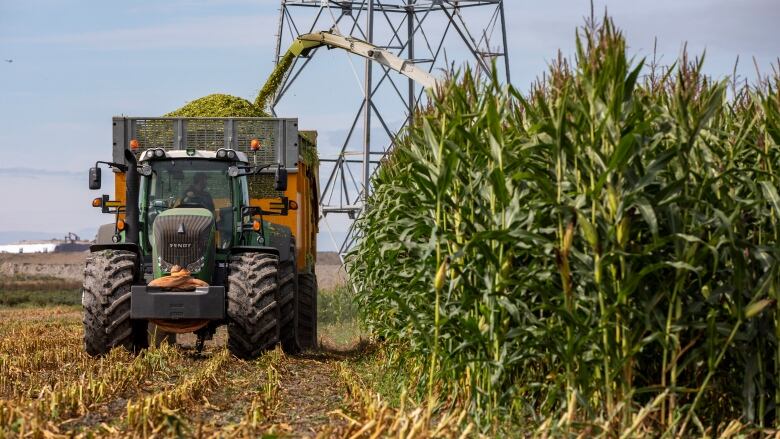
[84,117,319,358]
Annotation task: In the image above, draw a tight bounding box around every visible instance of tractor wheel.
[297,272,318,350]
[82,250,145,357]
[279,259,299,354]
[227,253,280,359]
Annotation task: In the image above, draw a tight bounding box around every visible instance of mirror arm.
[229,162,286,178]
[251,163,275,175]
[95,161,128,172]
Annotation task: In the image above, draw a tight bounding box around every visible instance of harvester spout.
[256,30,441,111]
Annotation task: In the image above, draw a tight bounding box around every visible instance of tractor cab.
[136,148,289,281]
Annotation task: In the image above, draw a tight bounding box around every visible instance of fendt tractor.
[85,117,319,358]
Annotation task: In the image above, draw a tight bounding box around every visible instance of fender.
[89,243,144,283]
[90,242,142,256]
[231,246,281,258]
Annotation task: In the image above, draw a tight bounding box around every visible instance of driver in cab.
[183,172,215,212]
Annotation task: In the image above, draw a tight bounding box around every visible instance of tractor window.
[146,160,233,248]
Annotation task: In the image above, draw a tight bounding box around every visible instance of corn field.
[349,17,780,435]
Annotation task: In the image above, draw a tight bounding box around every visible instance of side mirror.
[274,166,288,191]
[89,167,102,190]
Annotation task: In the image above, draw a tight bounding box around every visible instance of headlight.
[154,148,166,158]
[185,256,206,273]
[158,257,175,273]
[227,150,237,160]
[158,256,205,274]
[216,149,227,159]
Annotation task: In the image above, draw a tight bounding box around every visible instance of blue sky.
[0,0,777,248]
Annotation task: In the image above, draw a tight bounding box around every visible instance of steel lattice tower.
[271,0,511,258]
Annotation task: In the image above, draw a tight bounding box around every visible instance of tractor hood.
[151,207,216,281]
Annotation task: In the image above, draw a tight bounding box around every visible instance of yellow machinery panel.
[251,160,318,272]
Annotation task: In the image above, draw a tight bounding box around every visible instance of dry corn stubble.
[0,303,304,438]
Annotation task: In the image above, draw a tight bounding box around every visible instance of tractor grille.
[153,214,213,268]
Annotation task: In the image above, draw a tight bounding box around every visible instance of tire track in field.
[270,353,349,437]
[178,330,356,436]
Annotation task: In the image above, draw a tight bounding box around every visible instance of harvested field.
[0,253,408,437]
[0,306,375,437]
[0,305,464,437]
[0,255,465,438]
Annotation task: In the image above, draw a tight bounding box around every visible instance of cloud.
[4,15,278,51]
[0,167,82,179]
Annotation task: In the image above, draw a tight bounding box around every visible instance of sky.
[0,0,778,248]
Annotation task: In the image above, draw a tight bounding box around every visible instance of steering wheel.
[172,196,207,209]
[178,202,207,209]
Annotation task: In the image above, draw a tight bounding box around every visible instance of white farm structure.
[0,233,90,254]
[0,242,59,254]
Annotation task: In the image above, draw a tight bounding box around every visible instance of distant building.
[0,233,90,254]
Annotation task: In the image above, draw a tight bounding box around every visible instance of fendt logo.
[169,243,192,249]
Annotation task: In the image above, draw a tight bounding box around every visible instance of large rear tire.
[279,259,299,354]
[297,272,318,350]
[82,250,145,357]
[227,253,280,359]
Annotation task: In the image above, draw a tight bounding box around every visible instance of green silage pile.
[166,48,298,118]
[160,52,318,179]
[165,94,268,117]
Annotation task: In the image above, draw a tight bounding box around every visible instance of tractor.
[85,117,319,358]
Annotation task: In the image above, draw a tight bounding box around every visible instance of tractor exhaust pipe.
[124,149,140,245]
